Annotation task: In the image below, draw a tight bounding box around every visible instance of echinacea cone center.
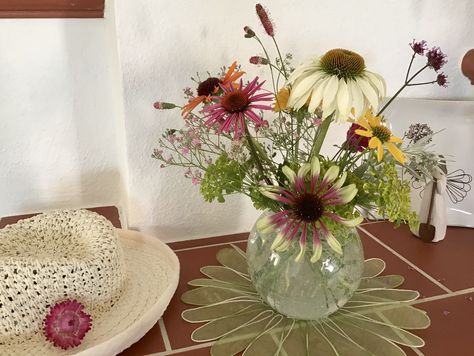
[221,91,249,113]
[197,77,222,97]
[320,48,366,79]
[293,193,324,222]
[372,125,392,143]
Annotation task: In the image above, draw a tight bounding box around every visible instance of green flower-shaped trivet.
[182,245,430,356]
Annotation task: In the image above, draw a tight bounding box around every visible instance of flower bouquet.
[153,3,454,319]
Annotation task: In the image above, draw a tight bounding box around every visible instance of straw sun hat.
[0,209,180,355]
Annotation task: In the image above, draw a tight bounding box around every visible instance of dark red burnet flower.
[256,4,275,37]
[43,300,92,350]
[426,46,447,71]
[409,39,428,55]
[249,56,269,65]
[345,123,370,152]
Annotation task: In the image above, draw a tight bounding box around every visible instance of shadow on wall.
[0,169,122,217]
[61,15,126,214]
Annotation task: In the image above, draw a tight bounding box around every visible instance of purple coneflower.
[257,157,362,263]
[203,77,273,138]
[43,300,92,350]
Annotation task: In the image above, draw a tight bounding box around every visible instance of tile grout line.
[149,341,215,355]
[357,226,453,294]
[172,239,248,252]
[158,318,172,352]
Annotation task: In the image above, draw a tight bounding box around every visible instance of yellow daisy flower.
[355,111,406,164]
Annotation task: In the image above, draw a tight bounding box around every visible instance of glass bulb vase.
[246,213,365,320]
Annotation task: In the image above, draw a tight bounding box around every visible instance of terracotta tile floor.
[122,221,473,356]
[2,209,473,356]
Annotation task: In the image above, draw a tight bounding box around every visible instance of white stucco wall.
[0,2,127,217]
[1,1,472,239]
[114,0,473,240]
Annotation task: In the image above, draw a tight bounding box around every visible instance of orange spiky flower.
[181,62,244,117]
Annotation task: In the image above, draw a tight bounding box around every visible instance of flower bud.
[249,56,269,65]
[243,26,255,38]
[153,102,177,110]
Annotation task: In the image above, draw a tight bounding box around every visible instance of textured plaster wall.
[1,1,471,239]
[114,0,473,240]
[0,2,127,217]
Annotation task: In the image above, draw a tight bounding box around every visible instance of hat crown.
[0,210,125,343]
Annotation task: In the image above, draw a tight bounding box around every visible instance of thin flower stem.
[272,37,288,79]
[269,63,285,76]
[407,81,437,86]
[405,53,416,83]
[244,122,272,185]
[254,35,277,94]
[377,64,428,116]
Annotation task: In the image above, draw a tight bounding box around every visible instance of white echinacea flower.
[286,49,386,121]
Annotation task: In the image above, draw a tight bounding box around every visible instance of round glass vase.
[246,213,365,320]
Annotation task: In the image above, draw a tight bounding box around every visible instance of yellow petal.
[354,129,373,137]
[386,142,406,164]
[373,115,381,127]
[274,88,290,112]
[368,136,381,149]
[377,142,384,161]
[356,117,370,130]
[390,135,403,144]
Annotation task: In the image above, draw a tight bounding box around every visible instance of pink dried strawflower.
[43,300,92,350]
[249,56,269,65]
[256,4,275,37]
[409,39,427,55]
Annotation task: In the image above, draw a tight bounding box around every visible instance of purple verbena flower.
[436,72,448,87]
[426,46,447,71]
[409,39,428,55]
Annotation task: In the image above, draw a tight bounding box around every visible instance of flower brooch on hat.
[43,300,92,350]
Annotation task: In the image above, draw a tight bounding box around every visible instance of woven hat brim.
[1,229,180,356]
